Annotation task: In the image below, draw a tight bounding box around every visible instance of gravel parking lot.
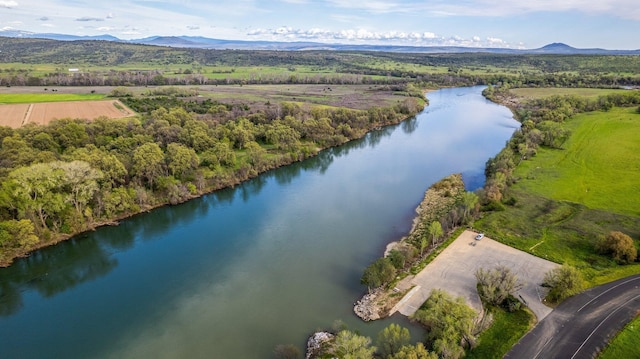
[393,230,559,321]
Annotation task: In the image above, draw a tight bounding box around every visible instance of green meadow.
[515,107,640,217]
[477,106,640,286]
[0,93,105,104]
[510,87,632,100]
[599,315,640,359]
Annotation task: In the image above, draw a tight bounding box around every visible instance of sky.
[1,0,640,49]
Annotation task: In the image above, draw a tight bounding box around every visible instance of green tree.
[428,221,443,246]
[332,330,376,359]
[361,257,396,291]
[411,289,476,358]
[166,143,199,179]
[597,231,637,264]
[53,161,102,217]
[0,219,39,249]
[475,265,522,307]
[377,323,410,358]
[265,122,301,151]
[390,343,437,359]
[7,162,66,230]
[132,142,165,188]
[461,191,478,222]
[543,265,585,302]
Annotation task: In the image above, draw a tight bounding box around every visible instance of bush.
[596,231,637,264]
[543,265,585,303]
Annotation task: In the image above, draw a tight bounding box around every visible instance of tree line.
[0,92,424,265]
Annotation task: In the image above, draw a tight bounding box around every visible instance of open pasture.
[0,100,134,128]
[510,87,632,100]
[514,107,640,216]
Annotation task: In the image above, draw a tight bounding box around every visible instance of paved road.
[506,274,640,359]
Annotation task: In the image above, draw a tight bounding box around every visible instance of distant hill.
[1,29,639,55]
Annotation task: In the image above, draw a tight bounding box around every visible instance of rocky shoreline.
[353,173,466,321]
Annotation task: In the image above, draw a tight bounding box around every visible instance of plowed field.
[0,100,134,128]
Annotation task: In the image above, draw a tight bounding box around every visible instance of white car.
[475,233,484,240]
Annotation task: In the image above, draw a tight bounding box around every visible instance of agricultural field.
[0,100,134,128]
[514,107,640,217]
[510,87,633,100]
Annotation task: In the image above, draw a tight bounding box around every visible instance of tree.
[166,143,199,179]
[361,258,396,291]
[0,219,39,249]
[475,265,522,307]
[131,142,165,188]
[377,323,410,358]
[390,343,437,359]
[411,289,476,358]
[332,330,376,359]
[461,191,478,222]
[596,231,637,264]
[53,161,102,217]
[7,162,66,230]
[428,221,443,246]
[543,265,585,302]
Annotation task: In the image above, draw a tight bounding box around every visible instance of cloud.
[76,17,105,22]
[187,25,200,30]
[247,26,513,47]
[0,0,17,9]
[39,16,49,21]
[106,13,114,19]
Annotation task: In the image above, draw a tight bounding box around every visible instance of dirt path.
[392,230,559,321]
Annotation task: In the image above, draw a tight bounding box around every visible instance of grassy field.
[510,87,631,100]
[0,93,105,104]
[477,106,640,286]
[598,315,640,359]
[466,308,535,359]
[514,107,640,217]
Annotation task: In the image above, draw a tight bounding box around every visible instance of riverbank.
[0,99,426,268]
[354,173,466,321]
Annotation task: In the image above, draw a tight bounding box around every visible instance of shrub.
[596,231,637,264]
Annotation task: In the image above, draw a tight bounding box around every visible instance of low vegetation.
[598,315,640,359]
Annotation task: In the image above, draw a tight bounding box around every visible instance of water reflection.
[0,110,403,317]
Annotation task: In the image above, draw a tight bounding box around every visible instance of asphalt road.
[505,274,640,359]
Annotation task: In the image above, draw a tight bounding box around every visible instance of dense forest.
[0,85,424,265]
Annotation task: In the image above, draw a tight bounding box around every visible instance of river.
[0,86,520,358]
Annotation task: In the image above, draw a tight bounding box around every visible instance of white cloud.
[247,26,514,47]
[76,16,105,22]
[41,23,54,28]
[0,0,17,9]
[187,25,200,30]
[106,13,114,19]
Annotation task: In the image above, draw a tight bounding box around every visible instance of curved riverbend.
[0,86,520,358]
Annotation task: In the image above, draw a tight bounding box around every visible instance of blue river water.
[0,86,520,358]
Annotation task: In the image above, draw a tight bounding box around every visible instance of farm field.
[0,100,134,128]
[0,92,105,103]
[510,87,632,100]
[514,107,640,216]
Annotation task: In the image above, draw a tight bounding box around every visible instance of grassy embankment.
[598,315,640,359]
[478,106,640,285]
[470,89,640,359]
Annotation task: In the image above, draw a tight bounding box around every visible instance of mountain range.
[2,29,639,55]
